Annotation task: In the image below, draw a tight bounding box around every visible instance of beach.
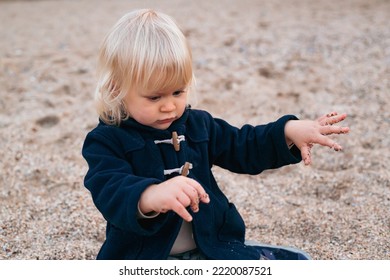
[0,0,389,259]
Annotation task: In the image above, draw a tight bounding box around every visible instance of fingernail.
[191,204,199,212]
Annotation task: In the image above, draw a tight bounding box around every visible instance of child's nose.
[161,99,176,112]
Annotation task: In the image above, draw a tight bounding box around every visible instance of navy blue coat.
[82,108,302,259]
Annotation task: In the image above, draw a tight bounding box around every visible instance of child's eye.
[173,90,184,96]
[147,96,161,101]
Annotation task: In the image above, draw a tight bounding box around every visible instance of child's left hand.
[284,112,350,165]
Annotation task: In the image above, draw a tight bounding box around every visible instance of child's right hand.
[138,176,210,222]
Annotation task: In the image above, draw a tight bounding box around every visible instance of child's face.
[124,86,188,130]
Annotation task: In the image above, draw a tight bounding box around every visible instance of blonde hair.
[95,9,193,125]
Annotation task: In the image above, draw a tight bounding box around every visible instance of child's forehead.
[141,71,190,93]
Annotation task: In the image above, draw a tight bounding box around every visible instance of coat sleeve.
[206,113,302,174]
[81,128,167,235]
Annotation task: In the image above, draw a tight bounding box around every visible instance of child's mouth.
[157,117,176,124]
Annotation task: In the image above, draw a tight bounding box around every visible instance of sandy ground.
[0,0,389,260]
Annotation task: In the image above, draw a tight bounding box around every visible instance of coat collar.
[96,107,208,154]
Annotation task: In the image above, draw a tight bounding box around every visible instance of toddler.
[82,9,349,260]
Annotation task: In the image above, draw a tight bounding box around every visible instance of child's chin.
[153,123,172,130]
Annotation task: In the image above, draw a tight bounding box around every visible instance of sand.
[0,0,389,260]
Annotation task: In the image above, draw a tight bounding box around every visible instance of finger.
[314,134,343,151]
[184,178,210,204]
[171,201,193,222]
[326,112,338,118]
[179,183,200,209]
[180,188,200,212]
[175,192,192,208]
[180,186,202,213]
[190,201,199,213]
[300,145,312,165]
[328,113,347,125]
[199,193,210,204]
[320,125,350,135]
[317,112,338,124]
[319,113,347,126]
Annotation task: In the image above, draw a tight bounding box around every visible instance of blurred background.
[0,0,389,259]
